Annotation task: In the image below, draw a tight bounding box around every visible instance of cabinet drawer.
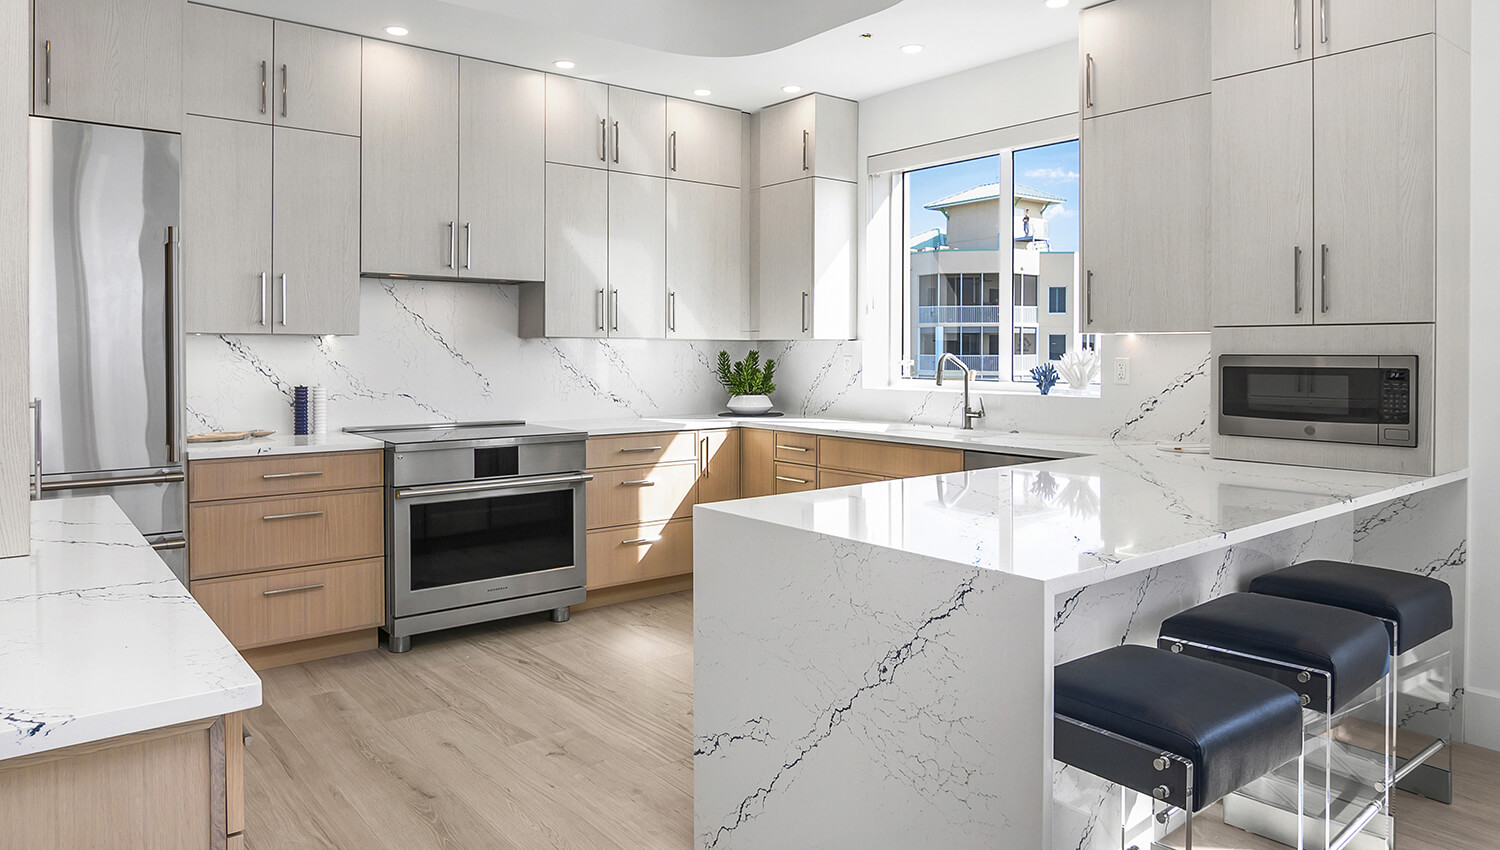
[189,451,383,502]
[586,519,692,590]
[817,468,885,489]
[773,462,816,494]
[772,431,818,463]
[586,432,699,469]
[189,489,385,579]
[816,437,963,479]
[192,558,384,650]
[586,462,698,529]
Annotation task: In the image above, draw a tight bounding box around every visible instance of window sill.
[878,378,1102,400]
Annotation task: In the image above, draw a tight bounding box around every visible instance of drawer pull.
[622,536,663,545]
[618,446,663,454]
[775,475,809,485]
[262,583,325,597]
[261,510,325,521]
[621,479,656,487]
[261,470,325,480]
[778,445,810,452]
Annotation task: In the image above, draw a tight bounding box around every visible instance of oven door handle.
[394,473,594,500]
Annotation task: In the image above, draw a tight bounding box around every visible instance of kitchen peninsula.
[691,438,1468,850]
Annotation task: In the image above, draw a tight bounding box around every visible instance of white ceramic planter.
[727,394,774,415]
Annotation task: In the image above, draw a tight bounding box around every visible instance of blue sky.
[906,139,1079,253]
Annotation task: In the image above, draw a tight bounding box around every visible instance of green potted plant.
[716,350,778,415]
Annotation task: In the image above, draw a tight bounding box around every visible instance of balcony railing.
[915,354,1005,377]
[916,305,1004,325]
[1013,305,1038,325]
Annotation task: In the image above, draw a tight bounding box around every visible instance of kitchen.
[1,0,1495,848]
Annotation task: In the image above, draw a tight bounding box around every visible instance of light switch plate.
[1113,357,1130,385]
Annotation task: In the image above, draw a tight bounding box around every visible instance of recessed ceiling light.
[1044,0,1069,8]
[693,89,712,97]
[554,59,576,70]
[900,43,924,54]
[782,85,802,94]
[384,25,408,36]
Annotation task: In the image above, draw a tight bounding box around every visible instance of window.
[900,138,1082,387]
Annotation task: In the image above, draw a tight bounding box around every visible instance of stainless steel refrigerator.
[29,118,186,582]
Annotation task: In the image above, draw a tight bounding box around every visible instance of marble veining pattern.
[0,498,261,761]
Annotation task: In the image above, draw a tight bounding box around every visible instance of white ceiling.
[211,0,1082,111]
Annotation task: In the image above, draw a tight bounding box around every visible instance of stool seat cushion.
[1160,593,1390,712]
[1055,645,1303,811]
[1250,561,1453,654]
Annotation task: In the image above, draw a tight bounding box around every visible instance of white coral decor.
[1057,350,1101,390]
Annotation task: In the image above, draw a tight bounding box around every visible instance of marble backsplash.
[186,279,1211,441]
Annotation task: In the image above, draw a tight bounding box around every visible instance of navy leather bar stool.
[1252,560,1456,803]
[1055,645,1305,850]
[1159,593,1393,850]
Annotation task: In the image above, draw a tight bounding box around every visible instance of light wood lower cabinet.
[773,462,816,494]
[817,468,886,489]
[191,558,384,650]
[586,463,698,530]
[188,449,382,502]
[586,519,692,590]
[816,436,963,479]
[585,431,699,469]
[188,488,384,579]
[771,429,818,463]
[740,428,776,498]
[697,429,741,504]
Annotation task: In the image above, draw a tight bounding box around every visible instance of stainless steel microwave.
[1218,355,1417,448]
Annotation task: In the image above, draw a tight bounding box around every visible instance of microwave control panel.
[1379,370,1412,425]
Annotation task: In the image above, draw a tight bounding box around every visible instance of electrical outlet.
[842,354,854,372]
[1113,357,1131,385]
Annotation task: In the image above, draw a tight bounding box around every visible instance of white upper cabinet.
[458,58,545,282]
[1312,0,1440,58]
[546,75,610,169]
[184,4,272,124]
[666,98,744,188]
[1079,0,1209,118]
[360,40,461,279]
[33,0,182,132]
[607,87,667,178]
[757,94,858,187]
[606,172,668,337]
[271,21,362,137]
[668,181,745,339]
[757,178,856,340]
[273,128,361,335]
[1210,0,1316,79]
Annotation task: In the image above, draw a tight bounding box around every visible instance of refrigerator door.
[29,118,182,478]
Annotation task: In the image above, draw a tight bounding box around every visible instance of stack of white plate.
[310,386,328,435]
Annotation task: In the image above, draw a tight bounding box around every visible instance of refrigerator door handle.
[165,228,181,463]
[29,398,41,501]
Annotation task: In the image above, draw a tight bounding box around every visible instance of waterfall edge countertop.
[0,497,261,761]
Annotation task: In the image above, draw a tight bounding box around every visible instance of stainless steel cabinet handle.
[395,473,593,500]
[260,60,267,114]
[802,129,809,171]
[150,538,187,552]
[1085,54,1095,109]
[280,64,288,117]
[619,445,664,453]
[1319,0,1328,44]
[620,479,656,487]
[280,273,288,327]
[29,399,41,500]
[611,289,620,331]
[43,41,51,106]
[669,131,677,172]
[775,475,808,485]
[612,120,620,163]
[700,435,710,475]
[260,272,268,326]
[668,291,677,332]
[801,291,810,333]
[464,222,472,270]
[263,583,325,597]
[599,118,607,161]
[1293,246,1303,314]
[596,288,606,331]
[261,510,325,521]
[778,444,809,453]
[1320,244,1329,313]
[447,221,457,269]
[622,536,663,545]
[261,470,324,480]
[1293,0,1302,51]
[1086,271,1094,325]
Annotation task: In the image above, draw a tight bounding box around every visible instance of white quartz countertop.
[0,497,261,761]
[185,431,384,460]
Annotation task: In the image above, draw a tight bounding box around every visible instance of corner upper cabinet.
[1312,0,1455,58]
[1081,95,1210,333]
[1079,0,1209,119]
[666,98,744,188]
[757,178,856,340]
[33,0,182,132]
[360,40,460,279]
[757,93,857,187]
[1210,0,1316,79]
[458,58,546,282]
[667,180,745,339]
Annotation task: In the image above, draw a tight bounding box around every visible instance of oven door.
[390,473,590,618]
[1219,355,1392,445]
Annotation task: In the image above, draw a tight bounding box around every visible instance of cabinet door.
[183,116,273,335]
[543,163,608,338]
[757,179,813,339]
[273,22,362,137]
[739,429,775,498]
[1211,0,1316,79]
[1079,0,1209,118]
[666,98,742,187]
[360,41,459,278]
[1314,0,1434,57]
[1082,95,1210,333]
[1313,37,1435,324]
[667,181,744,339]
[1211,63,1314,327]
[608,87,667,178]
[545,75,609,168]
[183,4,273,124]
[698,429,741,504]
[607,172,667,339]
[811,178,857,340]
[33,0,182,132]
[757,95,816,187]
[806,95,859,184]
[273,129,360,335]
[459,58,545,282]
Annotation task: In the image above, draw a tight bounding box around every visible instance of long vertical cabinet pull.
[1085,54,1095,109]
[612,121,621,163]
[280,64,288,117]
[668,291,677,333]
[29,399,41,500]
[599,118,607,162]
[1320,245,1330,313]
[1293,246,1303,314]
[446,221,457,269]
[280,273,289,327]
[43,41,51,105]
[669,131,677,172]
[801,292,810,334]
[1319,0,1328,44]
[260,61,267,114]
[464,223,472,270]
[1293,0,1301,51]
[802,130,809,171]
[259,272,268,326]
[611,289,620,331]
[596,289,606,331]
[1086,271,1094,325]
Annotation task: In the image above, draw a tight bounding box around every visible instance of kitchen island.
[0,496,262,848]
[692,438,1467,850]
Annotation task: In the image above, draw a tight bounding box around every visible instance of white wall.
[1465,4,1500,749]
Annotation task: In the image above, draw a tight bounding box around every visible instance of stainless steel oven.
[347,422,591,653]
[1218,355,1417,448]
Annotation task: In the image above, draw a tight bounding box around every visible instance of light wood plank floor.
[243,590,1497,849]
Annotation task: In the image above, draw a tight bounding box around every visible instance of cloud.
[1043,205,1076,220]
[1024,167,1080,181]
